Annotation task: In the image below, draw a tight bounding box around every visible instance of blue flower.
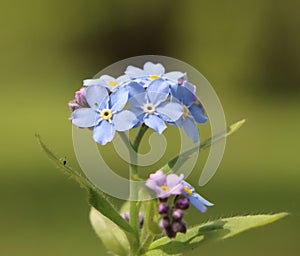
[171,84,208,142]
[71,85,135,145]
[83,74,130,92]
[125,62,184,86]
[181,181,213,212]
[124,78,183,134]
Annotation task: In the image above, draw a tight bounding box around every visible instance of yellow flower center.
[107,80,119,86]
[183,105,189,117]
[184,186,193,195]
[101,109,113,120]
[160,185,170,192]
[149,75,160,80]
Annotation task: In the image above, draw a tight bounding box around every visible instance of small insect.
[60,158,67,165]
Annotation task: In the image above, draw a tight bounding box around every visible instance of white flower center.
[143,103,156,114]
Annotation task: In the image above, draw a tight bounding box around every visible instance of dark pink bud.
[159,216,170,229]
[121,212,130,222]
[165,227,176,238]
[175,197,190,210]
[172,209,183,220]
[158,202,169,214]
[75,88,88,106]
[172,221,187,234]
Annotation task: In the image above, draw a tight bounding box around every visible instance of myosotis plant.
[37,61,287,256]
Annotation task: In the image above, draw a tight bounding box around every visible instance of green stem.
[129,125,148,255]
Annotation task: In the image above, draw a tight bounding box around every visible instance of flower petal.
[128,92,147,107]
[125,65,145,77]
[72,108,97,127]
[93,120,115,145]
[83,78,105,86]
[182,116,199,143]
[147,78,170,94]
[110,88,129,113]
[182,81,196,95]
[164,71,184,81]
[166,173,183,188]
[144,114,167,134]
[149,170,166,186]
[99,75,115,83]
[143,62,165,76]
[126,81,145,98]
[113,110,138,131]
[174,86,195,107]
[117,74,130,83]
[189,104,208,123]
[86,85,108,110]
[188,193,214,212]
[156,102,183,122]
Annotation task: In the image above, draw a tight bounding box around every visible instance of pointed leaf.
[35,133,136,236]
[145,213,288,255]
[160,119,246,174]
[90,207,130,256]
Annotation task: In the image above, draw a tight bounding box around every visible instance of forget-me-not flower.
[124,78,184,134]
[71,85,134,145]
[125,62,184,86]
[83,74,129,92]
[171,84,208,143]
[181,180,213,212]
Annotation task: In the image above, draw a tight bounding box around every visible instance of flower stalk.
[129,124,148,255]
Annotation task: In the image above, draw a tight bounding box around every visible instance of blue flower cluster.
[69,62,208,145]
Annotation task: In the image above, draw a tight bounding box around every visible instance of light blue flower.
[71,85,135,145]
[125,61,184,86]
[123,78,183,134]
[83,74,130,92]
[171,84,208,142]
[181,181,213,212]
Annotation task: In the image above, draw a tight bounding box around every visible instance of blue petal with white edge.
[144,114,167,134]
[156,102,183,122]
[164,71,184,81]
[177,86,195,107]
[93,120,115,145]
[83,78,104,86]
[143,62,165,76]
[113,110,138,131]
[189,104,208,123]
[182,180,214,212]
[126,81,145,98]
[86,85,108,110]
[182,116,199,143]
[110,88,129,113]
[72,108,97,128]
[125,65,145,77]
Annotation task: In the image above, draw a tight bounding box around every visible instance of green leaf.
[88,189,136,235]
[90,207,130,256]
[145,213,288,256]
[35,133,90,188]
[35,133,136,236]
[161,119,246,174]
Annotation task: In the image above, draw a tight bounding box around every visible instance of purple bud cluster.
[157,196,189,238]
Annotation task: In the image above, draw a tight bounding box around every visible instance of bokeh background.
[1,0,299,255]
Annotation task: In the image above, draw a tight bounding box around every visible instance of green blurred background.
[1,0,299,255]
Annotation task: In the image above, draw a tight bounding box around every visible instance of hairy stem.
[129,125,148,255]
